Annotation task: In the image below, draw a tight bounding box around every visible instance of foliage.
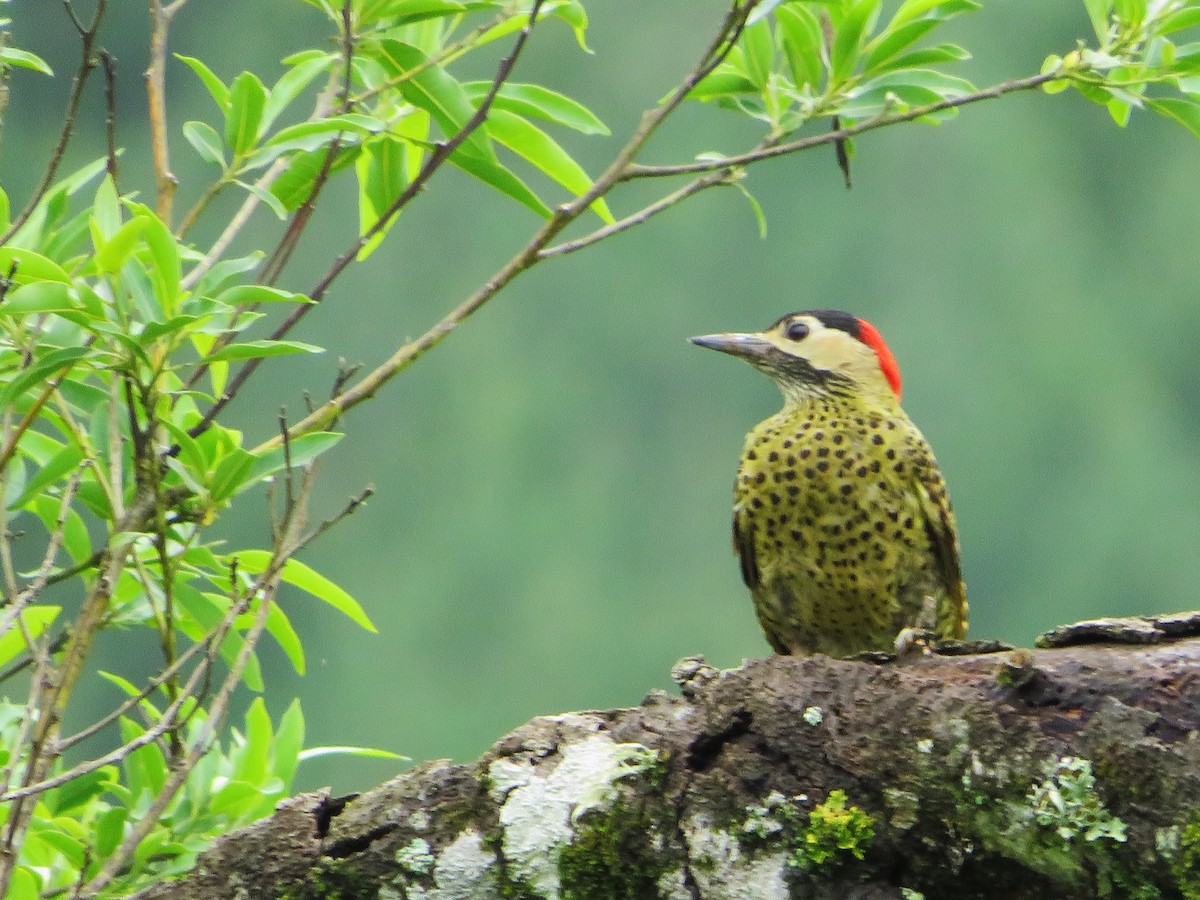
[0,0,1196,896]
[789,788,876,870]
[1026,756,1128,845]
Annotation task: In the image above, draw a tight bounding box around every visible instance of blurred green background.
[6,2,1200,794]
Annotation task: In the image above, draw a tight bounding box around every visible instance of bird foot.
[894,627,937,657]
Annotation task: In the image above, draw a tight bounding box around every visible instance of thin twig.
[100,50,119,182]
[250,0,756,451]
[0,0,107,245]
[147,0,187,223]
[623,71,1062,180]
[541,169,732,259]
[0,467,85,637]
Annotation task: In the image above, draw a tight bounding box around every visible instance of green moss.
[788,789,875,871]
[279,858,380,900]
[1173,813,1200,899]
[558,796,668,900]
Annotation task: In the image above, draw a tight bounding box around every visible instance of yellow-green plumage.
[692,310,967,657]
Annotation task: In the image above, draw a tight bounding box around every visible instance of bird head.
[689,310,902,404]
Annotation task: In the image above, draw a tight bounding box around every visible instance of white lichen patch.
[916,738,934,754]
[678,811,789,898]
[403,828,499,900]
[396,837,436,876]
[487,732,659,898]
[802,705,823,726]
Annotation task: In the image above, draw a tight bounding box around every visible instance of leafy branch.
[0,0,1197,895]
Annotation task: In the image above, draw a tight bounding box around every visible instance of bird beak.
[688,332,774,361]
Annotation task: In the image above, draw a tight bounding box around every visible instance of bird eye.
[784,320,810,341]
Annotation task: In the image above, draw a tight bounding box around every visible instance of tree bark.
[135,619,1200,899]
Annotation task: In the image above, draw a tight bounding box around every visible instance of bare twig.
[147,0,189,223]
[100,50,119,181]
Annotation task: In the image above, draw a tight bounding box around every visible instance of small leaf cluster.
[689,0,978,140]
[4,699,302,898]
[1043,0,1200,135]
[739,788,875,872]
[1026,756,1128,846]
[789,788,876,870]
[178,0,611,257]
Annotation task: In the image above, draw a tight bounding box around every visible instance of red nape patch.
[855,318,902,398]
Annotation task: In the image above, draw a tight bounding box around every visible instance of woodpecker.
[690,310,967,657]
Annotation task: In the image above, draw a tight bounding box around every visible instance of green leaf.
[299,745,405,761]
[872,42,970,74]
[272,699,305,789]
[203,339,323,363]
[0,606,60,668]
[0,347,92,408]
[741,19,775,90]
[94,805,129,859]
[864,18,939,72]
[269,145,360,211]
[120,716,168,798]
[215,284,312,306]
[249,114,385,169]
[0,281,79,316]
[450,151,551,217]
[485,110,612,222]
[267,602,306,675]
[370,40,495,161]
[1159,7,1200,37]
[361,0,469,24]
[176,54,230,113]
[0,247,72,284]
[1084,0,1112,39]
[93,216,149,274]
[747,0,790,26]
[11,442,82,508]
[244,432,344,487]
[210,448,256,503]
[225,72,268,156]
[356,136,406,259]
[891,0,981,29]
[463,82,608,135]
[239,697,273,786]
[262,53,334,134]
[48,765,117,815]
[234,179,290,220]
[831,0,880,84]
[134,207,183,315]
[776,4,825,92]
[183,121,226,166]
[1148,97,1200,139]
[6,866,40,900]
[92,173,122,239]
[233,551,377,632]
[688,67,760,100]
[0,47,53,76]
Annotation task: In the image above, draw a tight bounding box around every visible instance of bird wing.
[912,460,968,639]
[732,504,760,589]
